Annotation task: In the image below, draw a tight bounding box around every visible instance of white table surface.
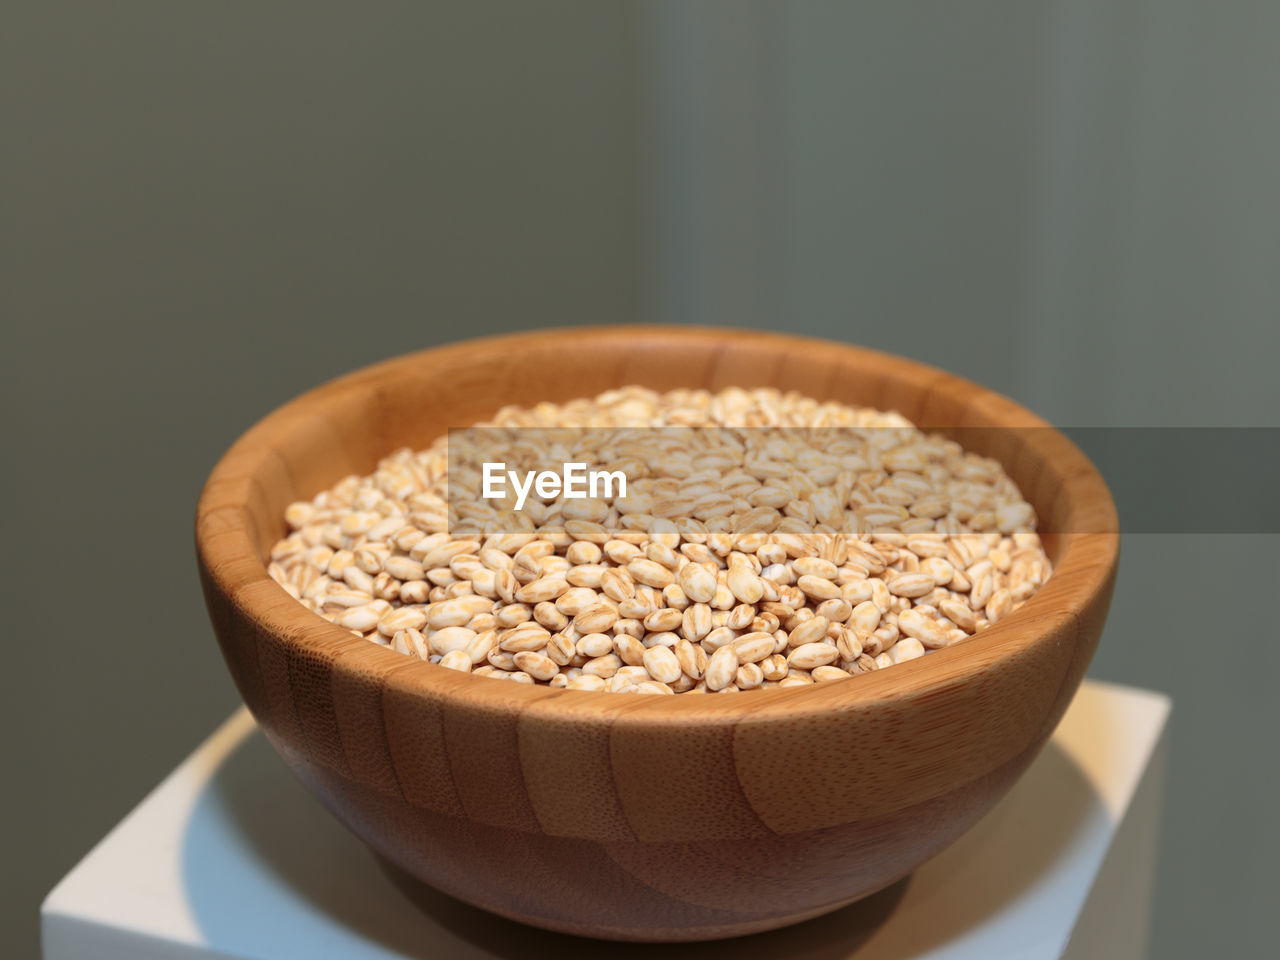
[42,680,1170,960]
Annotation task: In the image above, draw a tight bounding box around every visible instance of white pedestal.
[42,680,1170,959]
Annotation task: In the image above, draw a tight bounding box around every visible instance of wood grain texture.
[195,326,1119,941]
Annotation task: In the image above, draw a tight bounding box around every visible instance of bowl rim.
[196,324,1119,723]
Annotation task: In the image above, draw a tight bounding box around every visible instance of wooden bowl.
[196,326,1118,941]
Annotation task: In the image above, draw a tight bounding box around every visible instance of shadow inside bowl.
[181,724,1102,958]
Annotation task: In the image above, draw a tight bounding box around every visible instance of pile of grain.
[268,387,1051,693]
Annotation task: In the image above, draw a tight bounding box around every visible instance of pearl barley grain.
[268,386,1052,693]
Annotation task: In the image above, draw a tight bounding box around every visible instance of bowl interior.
[202,325,1117,713]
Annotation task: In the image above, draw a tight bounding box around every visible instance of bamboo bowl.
[196,326,1118,941]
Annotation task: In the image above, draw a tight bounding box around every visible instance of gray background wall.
[3,2,1276,957]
